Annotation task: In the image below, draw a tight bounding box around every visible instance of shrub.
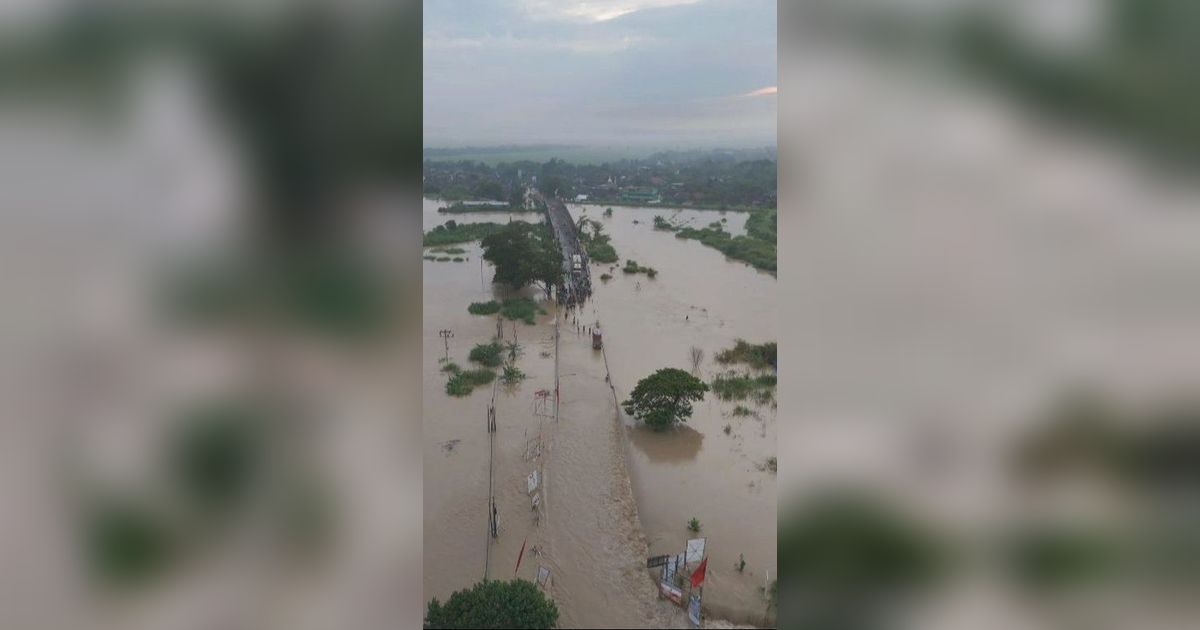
[468,301,501,315]
[767,456,777,473]
[441,362,460,373]
[600,273,612,282]
[622,259,658,277]
[423,221,507,247]
[715,339,777,370]
[446,368,495,396]
[723,424,732,435]
[500,297,542,325]
[469,342,504,367]
[688,517,701,533]
[501,364,526,385]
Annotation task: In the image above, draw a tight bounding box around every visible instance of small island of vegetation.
[424,220,509,247]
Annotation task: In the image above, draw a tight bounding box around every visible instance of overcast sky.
[423,0,776,149]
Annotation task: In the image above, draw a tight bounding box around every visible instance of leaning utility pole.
[439,329,454,362]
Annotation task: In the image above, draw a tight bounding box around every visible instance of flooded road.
[568,203,778,626]
[422,198,686,627]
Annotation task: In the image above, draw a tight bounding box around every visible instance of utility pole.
[439,329,454,362]
[554,304,560,422]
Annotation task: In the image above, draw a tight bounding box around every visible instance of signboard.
[662,553,685,583]
[659,581,683,606]
[685,538,706,565]
[688,593,702,626]
[646,554,670,569]
[536,566,550,588]
[527,470,539,495]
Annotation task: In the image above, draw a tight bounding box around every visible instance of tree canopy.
[622,367,709,431]
[480,222,561,294]
[425,579,559,629]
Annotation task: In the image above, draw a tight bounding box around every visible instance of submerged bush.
[446,368,496,397]
[468,300,501,315]
[716,339,777,370]
[712,371,777,402]
[500,297,542,325]
[469,342,504,367]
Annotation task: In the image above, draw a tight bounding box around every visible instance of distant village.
[423,148,777,211]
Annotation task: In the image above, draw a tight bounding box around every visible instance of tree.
[622,368,709,431]
[481,222,560,295]
[425,579,558,629]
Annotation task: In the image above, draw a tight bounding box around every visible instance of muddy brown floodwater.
[423,198,775,627]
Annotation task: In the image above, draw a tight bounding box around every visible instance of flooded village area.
[422,197,777,627]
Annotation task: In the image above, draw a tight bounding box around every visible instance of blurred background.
[0,1,424,629]
[780,1,1200,629]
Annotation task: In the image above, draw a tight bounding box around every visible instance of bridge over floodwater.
[534,190,591,305]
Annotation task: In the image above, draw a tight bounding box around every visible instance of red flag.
[515,535,529,574]
[690,557,707,588]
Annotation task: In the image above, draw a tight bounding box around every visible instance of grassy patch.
[446,367,496,397]
[716,339,777,370]
[468,342,504,368]
[732,405,754,417]
[429,246,467,255]
[674,226,776,272]
[712,371,777,402]
[500,297,543,325]
[654,209,777,272]
[441,362,460,373]
[468,300,501,315]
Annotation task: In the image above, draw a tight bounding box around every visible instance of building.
[620,186,660,204]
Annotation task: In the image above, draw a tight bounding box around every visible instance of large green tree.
[622,368,709,431]
[480,222,561,295]
[425,579,558,629]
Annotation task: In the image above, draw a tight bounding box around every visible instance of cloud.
[424,32,654,54]
[518,0,704,23]
[739,86,778,98]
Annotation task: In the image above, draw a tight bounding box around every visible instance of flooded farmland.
[423,197,776,627]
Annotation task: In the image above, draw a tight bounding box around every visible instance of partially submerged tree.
[425,579,558,629]
[480,222,561,296]
[622,368,709,431]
